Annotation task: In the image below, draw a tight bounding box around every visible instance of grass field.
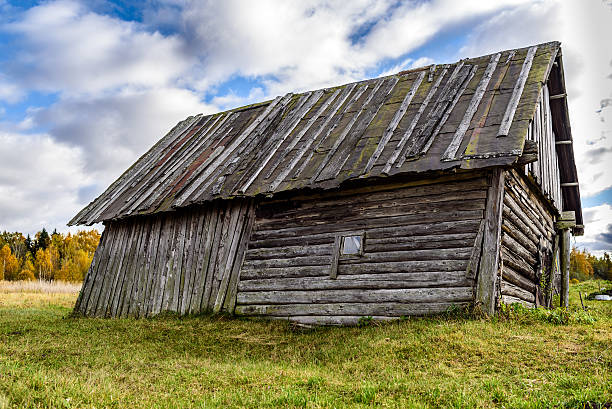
[0,280,610,408]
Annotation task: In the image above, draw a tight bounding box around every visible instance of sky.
[0,0,610,255]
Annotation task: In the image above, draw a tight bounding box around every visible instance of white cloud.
[458,0,612,197]
[575,203,612,255]
[5,0,193,96]
[0,131,91,235]
[32,87,212,185]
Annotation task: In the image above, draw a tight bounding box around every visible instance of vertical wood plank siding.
[500,169,557,307]
[235,174,489,325]
[74,199,255,317]
[525,84,562,210]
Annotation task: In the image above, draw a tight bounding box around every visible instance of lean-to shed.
[71,41,583,324]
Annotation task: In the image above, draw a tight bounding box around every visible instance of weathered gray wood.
[269,316,398,326]
[252,209,484,241]
[178,210,198,315]
[214,201,248,312]
[501,264,536,293]
[501,233,537,266]
[560,228,570,307]
[443,53,501,161]
[329,235,341,279]
[501,247,537,283]
[203,204,227,310]
[140,216,162,317]
[265,89,341,182]
[115,220,145,317]
[383,66,449,173]
[367,236,475,253]
[238,274,471,292]
[270,85,356,190]
[196,206,219,313]
[75,228,109,314]
[186,209,210,314]
[237,287,473,305]
[85,224,119,316]
[476,169,505,315]
[95,224,129,317]
[210,201,240,311]
[498,46,537,136]
[224,201,256,313]
[175,95,287,205]
[364,71,425,173]
[236,301,470,317]
[246,243,332,260]
[466,219,485,279]
[501,295,533,307]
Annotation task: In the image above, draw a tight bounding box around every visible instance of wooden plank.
[202,203,227,310]
[238,273,471,292]
[94,223,129,317]
[114,220,145,317]
[209,201,237,311]
[501,295,533,307]
[240,265,330,280]
[264,90,341,181]
[329,235,341,279]
[269,85,356,191]
[269,316,399,326]
[161,214,181,313]
[501,247,537,282]
[442,53,501,161]
[179,210,199,315]
[174,96,286,205]
[255,194,487,232]
[502,264,536,293]
[237,287,473,305]
[236,301,469,317]
[192,206,218,313]
[224,200,256,313]
[239,91,324,193]
[75,228,109,314]
[251,209,484,241]
[498,46,538,136]
[466,219,485,280]
[560,228,570,307]
[310,80,386,182]
[139,216,162,317]
[383,66,449,173]
[85,224,119,316]
[214,200,248,312]
[475,169,505,315]
[326,76,400,180]
[364,71,425,173]
[501,232,537,266]
[151,215,171,315]
[184,208,209,314]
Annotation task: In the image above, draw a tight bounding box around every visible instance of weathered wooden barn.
[71,41,583,324]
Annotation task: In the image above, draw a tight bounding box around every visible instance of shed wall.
[74,198,254,317]
[500,169,557,307]
[235,174,489,325]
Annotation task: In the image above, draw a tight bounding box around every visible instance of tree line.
[0,228,100,282]
[570,247,612,281]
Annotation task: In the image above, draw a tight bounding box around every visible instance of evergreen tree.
[37,228,50,251]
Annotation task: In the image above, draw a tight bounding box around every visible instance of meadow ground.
[0,280,610,408]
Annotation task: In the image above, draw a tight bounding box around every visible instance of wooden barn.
[71,41,583,324]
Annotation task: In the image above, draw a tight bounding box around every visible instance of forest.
[0,228,100,282]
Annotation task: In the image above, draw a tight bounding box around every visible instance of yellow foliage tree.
[34,248,53,281]
[569,247,594,281]
[18,258,36,281]
[0,244,20,281]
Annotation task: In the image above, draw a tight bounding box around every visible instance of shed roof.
[70,41,582,229]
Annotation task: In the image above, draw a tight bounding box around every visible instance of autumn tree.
[570,247,594,281]
[0,244,20,281]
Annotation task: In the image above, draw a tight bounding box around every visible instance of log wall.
[500,169,557,307]
[74,198,254,317]
[235,174,489,325]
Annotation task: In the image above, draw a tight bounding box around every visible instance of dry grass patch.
[0,280,81,294]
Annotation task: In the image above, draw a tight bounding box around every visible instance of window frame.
[330,231,365,279]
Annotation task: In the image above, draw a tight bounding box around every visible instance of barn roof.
[70,41,582,230]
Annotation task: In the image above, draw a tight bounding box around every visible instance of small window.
[342,235,362,255]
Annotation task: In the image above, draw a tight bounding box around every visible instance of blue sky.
[0,0,611,255]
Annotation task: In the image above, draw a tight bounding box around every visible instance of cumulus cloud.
[5,0,193,96]
[576,204,612,254]
[459,0,612,198]
[0,131,91,234]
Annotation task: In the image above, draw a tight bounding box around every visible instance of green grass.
[0,281,611,408]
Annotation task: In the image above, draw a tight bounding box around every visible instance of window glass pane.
[342,235,362,255]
